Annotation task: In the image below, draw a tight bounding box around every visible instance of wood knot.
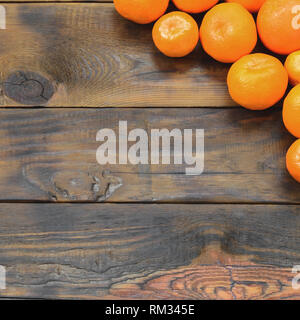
[3,71,54,105]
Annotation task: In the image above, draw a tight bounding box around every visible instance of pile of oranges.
[114,0,300,184]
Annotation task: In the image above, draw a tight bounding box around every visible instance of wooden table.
[0,1,299,300]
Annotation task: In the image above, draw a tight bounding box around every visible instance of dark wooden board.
[0,203,299,299]
[0,0,299,301]
[0,107,299,203]
[0,3,235,107]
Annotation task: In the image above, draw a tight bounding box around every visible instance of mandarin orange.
[283,84,300,138]
[173,0,219,13]
[114,0,169,24]
[152,11,199,57]
[286,139,300,183]
[199,3,257,63]
[285,50,300,86]
[227,53,288,110]
[257,0,300,55]
[225,0,266,12]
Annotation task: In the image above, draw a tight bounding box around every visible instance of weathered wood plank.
[0,107,299,203]
[0,3,234,107]
[0,203,299,299]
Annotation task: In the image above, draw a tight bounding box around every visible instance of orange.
[172,0,219,13]
[199,3,257,63]
[227,53,288,110]
[286,139,300,183]
[114,0,169,24]
[257,0,300,55]
[152,12,199,58]
[283,84,300,138]
[225,0,266,12]
[285,50,300,86]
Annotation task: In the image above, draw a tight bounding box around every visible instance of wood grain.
[0,107,299,203]
[0,203,299,299]
[0,3,235,107]
[0,1,299,302]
